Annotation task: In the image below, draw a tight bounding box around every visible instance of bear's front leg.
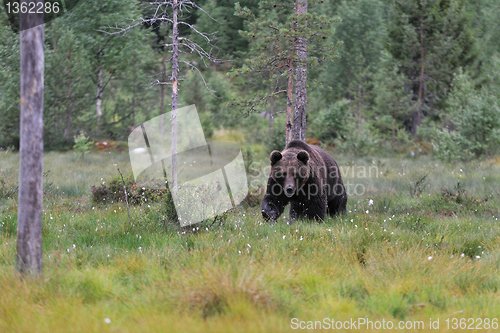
[290,195,327,222]
[261,178,288,221]
[289,201,307,224]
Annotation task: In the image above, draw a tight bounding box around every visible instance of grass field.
[1,148,500,332]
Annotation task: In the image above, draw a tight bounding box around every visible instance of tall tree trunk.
[171,0,179,193]
[293,0,308,142]
[96,52,103,125]
[64,50,72,141]
[64,108,71,141]
[160,82,165,135]
[17,1,44,278]
[357,77,362,133]
[132,88,136,126]
[286,61,294,145]
[132,59,136,125]
[285,3,297,146]
[160,55,166,138]
[413,11,425,136]
[269,95,275,135]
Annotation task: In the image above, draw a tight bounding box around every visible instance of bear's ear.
[270,150,282,165]
[297,150,309,165]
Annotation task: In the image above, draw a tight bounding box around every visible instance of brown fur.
[261,140,347,222]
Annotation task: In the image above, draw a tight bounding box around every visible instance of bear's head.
[270,149,310,198]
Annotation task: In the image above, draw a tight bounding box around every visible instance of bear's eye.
[275,171,286,179]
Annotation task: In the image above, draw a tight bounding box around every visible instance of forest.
[1,0,500,159]
[2,0,500,332]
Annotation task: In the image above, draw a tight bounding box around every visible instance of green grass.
[1,150,500,332]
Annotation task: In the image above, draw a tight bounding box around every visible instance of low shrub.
[91,173,174,207]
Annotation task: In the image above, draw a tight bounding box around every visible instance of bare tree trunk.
[132,88,136,126]
[17,1,44,278]
[64,50,72,141]
[293,0,308,142]
[285,3,296,146]
[64,107,71,140]
[357,78,362,133]
[286,61,294,145]
[132,60,136,125]
[413,11,425,136]
[269,95,275,135]
[160,83,165,135]
[96,52,103,124]
[160,55,166,138]
[171,0,179,193]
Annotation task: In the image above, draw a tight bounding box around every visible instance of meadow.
[1,146,500,332]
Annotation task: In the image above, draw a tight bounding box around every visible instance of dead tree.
[102,0,222,192]
[17,0,44,277]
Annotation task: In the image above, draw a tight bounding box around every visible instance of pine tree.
[386,0,477,135]
[231,0,340,144]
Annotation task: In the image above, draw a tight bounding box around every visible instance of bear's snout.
[285,184,295,197]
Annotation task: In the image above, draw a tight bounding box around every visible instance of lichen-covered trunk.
[293,0,308,142]
[17,2,44,277]
[286,61,294,145]
[285,4,297,146]
[171,0,179,192]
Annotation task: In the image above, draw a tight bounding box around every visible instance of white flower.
[368,199,373,206]
[283,235,286,239]
[104,318,111,324]
[428,256,433,261]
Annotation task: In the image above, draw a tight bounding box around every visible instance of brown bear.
[261,140,347,222]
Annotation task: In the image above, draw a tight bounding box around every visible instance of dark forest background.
[1,0,499,161]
